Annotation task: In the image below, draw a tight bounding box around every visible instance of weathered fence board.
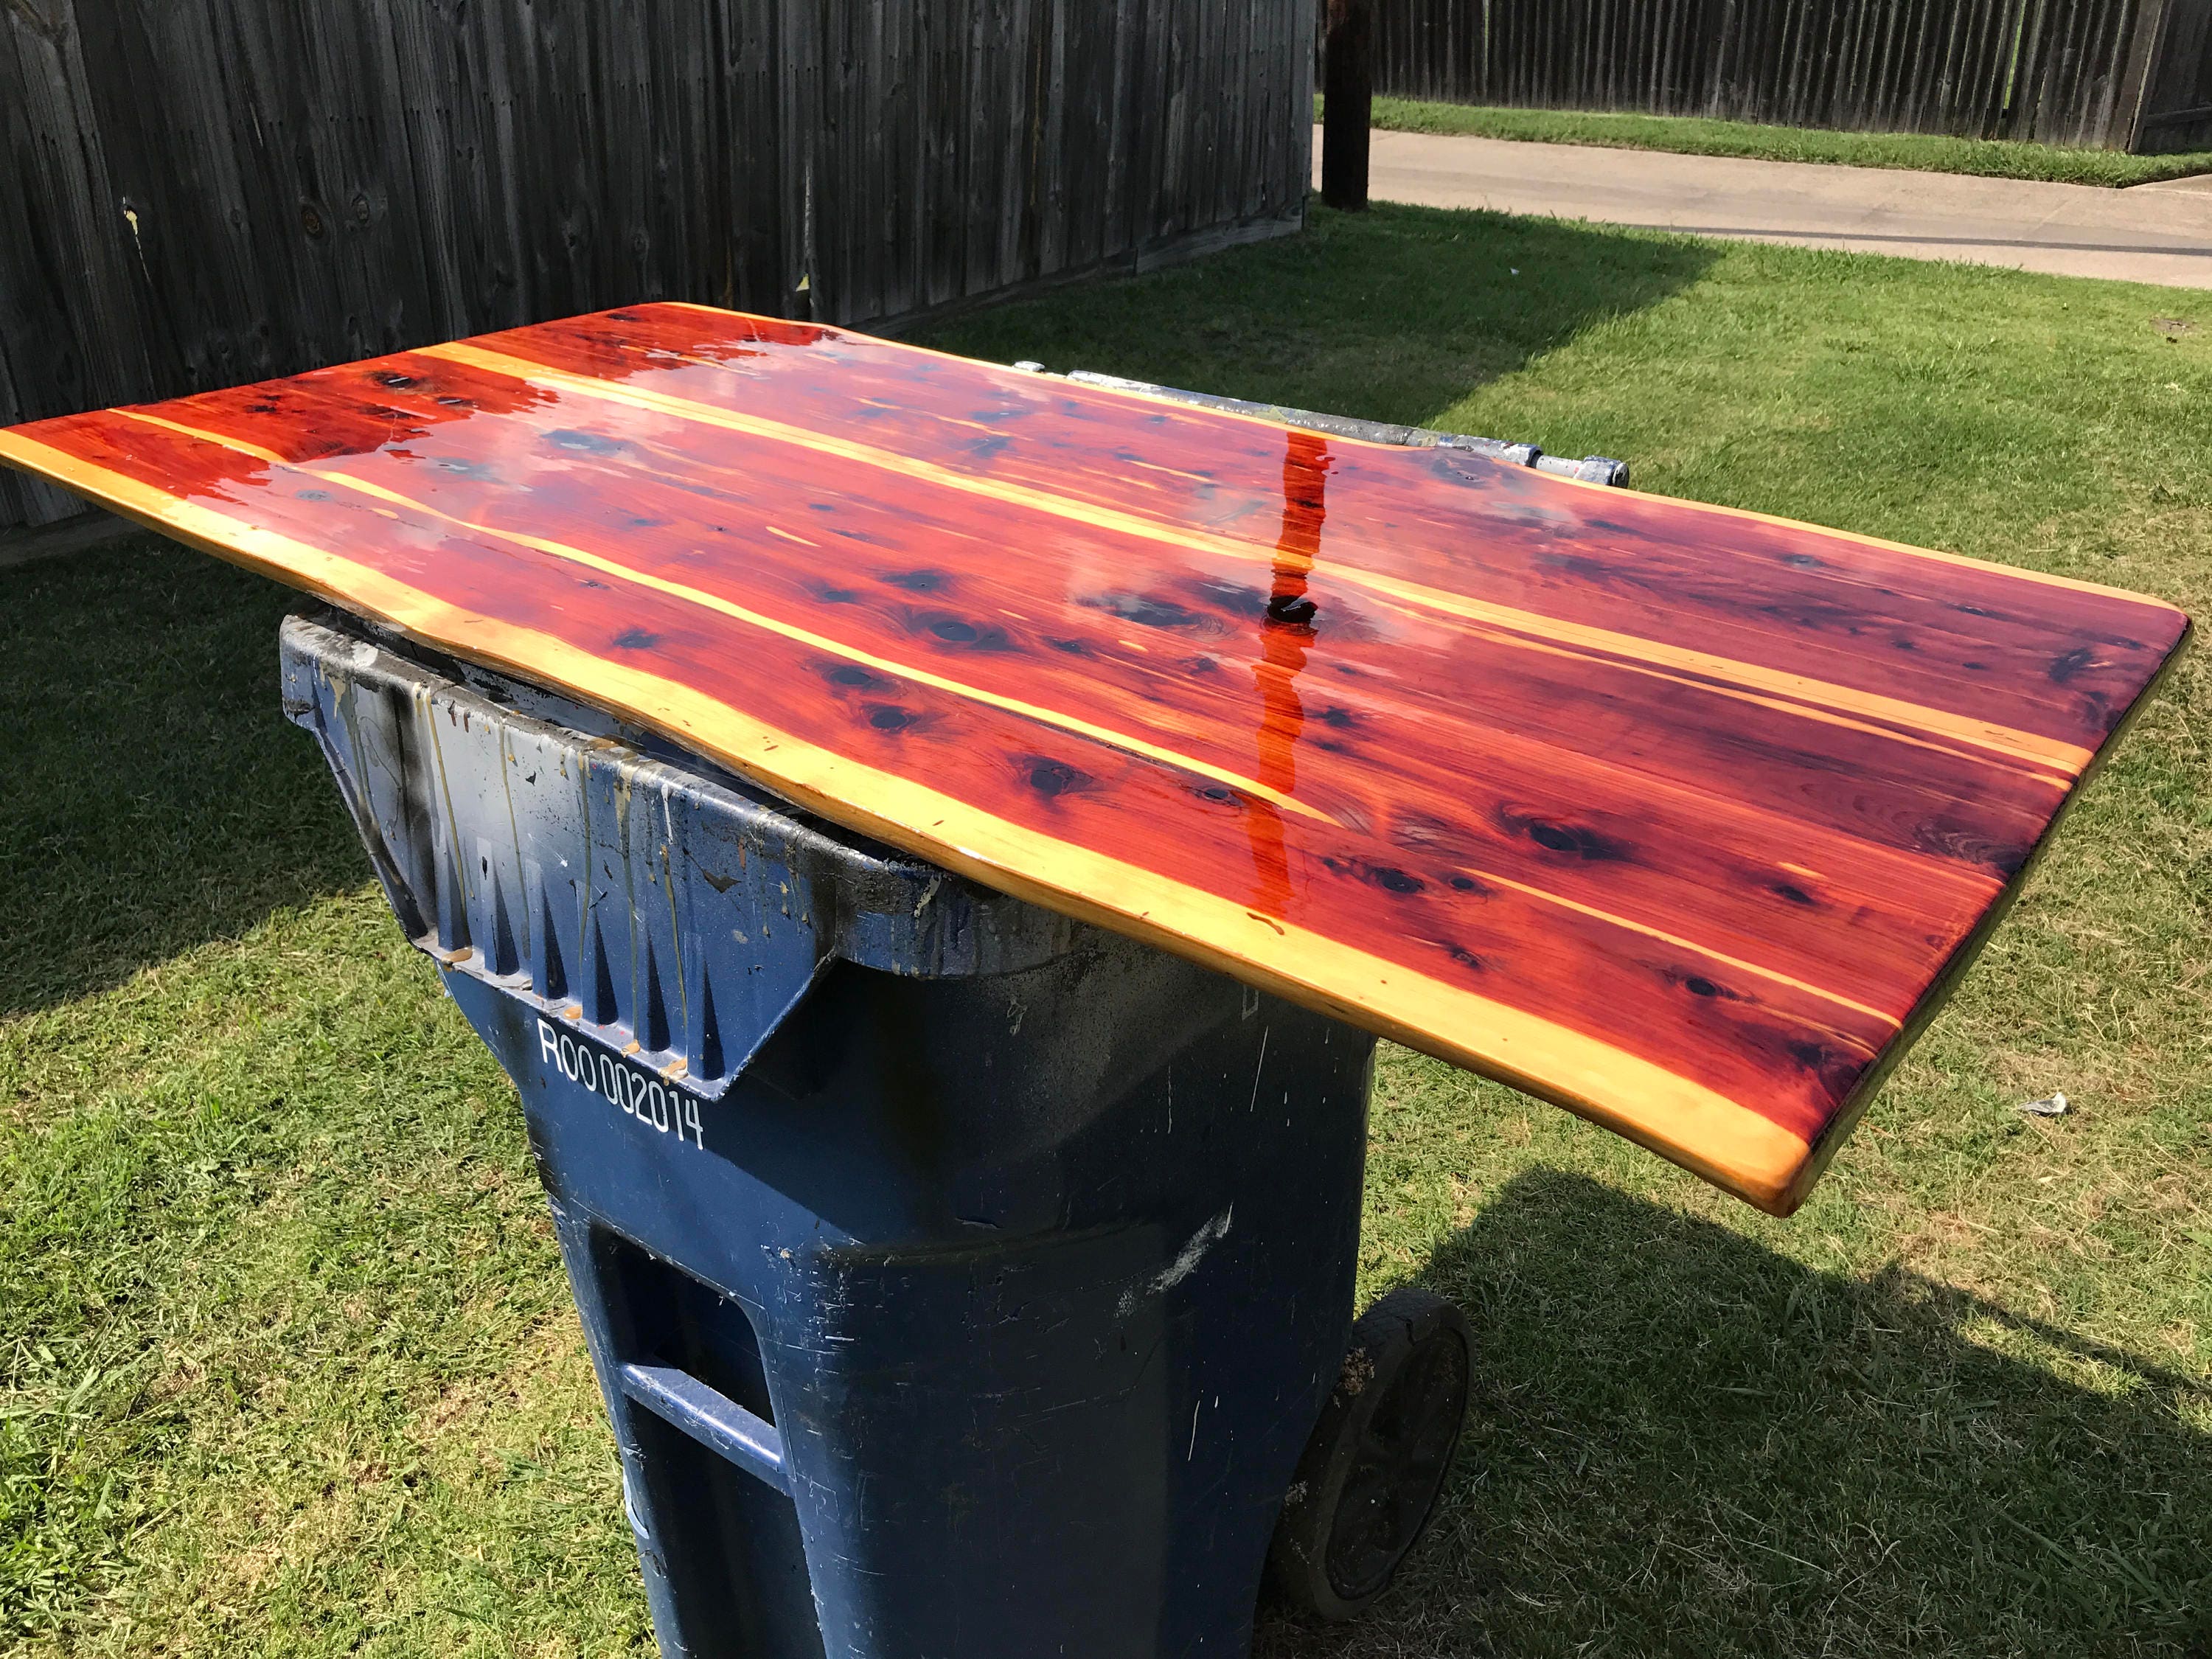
[1357,0,2201,150]
[2135,0,2212,149]
[0,0,1314,530]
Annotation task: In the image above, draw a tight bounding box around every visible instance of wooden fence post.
[1322,0,1372,210]
[2112,0,2176,151]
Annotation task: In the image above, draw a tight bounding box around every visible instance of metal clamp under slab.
[1043,366,1632,485]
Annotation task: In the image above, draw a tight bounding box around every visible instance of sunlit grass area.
[4,204,2207,1655]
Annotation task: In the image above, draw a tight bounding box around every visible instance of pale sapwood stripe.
[422,339,2096,776]
[600,339,2073,790]
[659,299,2194,613]
[1341,580,2073,790]
[622,338,2067,787]
[115,408,1909,1028]
[111,408,1330,827]
[0,428,1818,1215]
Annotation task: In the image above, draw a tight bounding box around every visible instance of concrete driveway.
[1321,127,2212,288]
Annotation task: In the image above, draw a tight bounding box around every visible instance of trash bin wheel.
[1267,1286,1472,1622]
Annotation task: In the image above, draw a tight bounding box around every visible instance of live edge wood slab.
[1,304,2189,1214]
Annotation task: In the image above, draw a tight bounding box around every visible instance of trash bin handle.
[617,1362,790,1495]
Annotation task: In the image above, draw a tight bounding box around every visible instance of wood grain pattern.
[0,302,2189,1213]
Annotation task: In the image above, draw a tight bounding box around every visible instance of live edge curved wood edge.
[1,303,2189,1216]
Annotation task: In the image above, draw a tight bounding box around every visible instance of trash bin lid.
[1,303,2188,1215]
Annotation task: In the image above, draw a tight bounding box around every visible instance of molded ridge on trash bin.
[1,303,2191,1214]
[280,612,1077,1098]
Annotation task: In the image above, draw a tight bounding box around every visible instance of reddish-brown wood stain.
[1,302,2189,1214]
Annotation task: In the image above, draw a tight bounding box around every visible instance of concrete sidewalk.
[1320,127,2212,289]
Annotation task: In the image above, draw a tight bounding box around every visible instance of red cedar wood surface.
[0,304,2190,1214]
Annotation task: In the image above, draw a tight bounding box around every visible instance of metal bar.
[1056,366,1632,484]
[619,1362,792,1494]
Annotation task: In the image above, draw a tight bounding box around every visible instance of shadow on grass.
[1258,1170,2211,1658]
[917,202,1721,440]
[0,538,367,1018]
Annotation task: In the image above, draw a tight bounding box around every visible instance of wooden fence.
[2138,0,2212,146]
[1,0,1312,530]
[1363,0,2212,151]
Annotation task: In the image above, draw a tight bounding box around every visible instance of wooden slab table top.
[1,302,2191,1214]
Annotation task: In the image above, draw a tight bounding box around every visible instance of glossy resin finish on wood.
[1,303,2189,1213]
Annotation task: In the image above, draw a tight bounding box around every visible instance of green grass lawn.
[5,205,2209,1656]
[1323,93,2212,187]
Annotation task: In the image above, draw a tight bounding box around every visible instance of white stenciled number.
[538,1019,707,1150]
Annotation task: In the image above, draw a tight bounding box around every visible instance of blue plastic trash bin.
[279,605,1465,1657]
